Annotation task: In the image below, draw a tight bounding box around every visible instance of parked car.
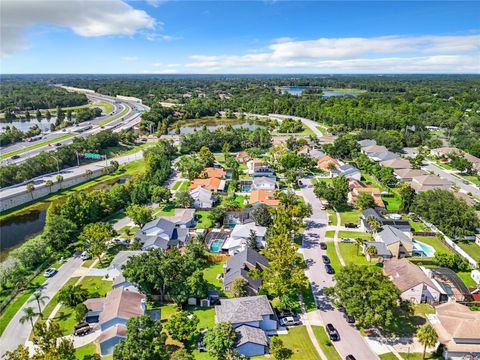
[280,316,301,327]
[74,323,91,336]
[345,355,357,360]
[80,251,90,260]
[325,264,335,274]
[345,223,358,228]
[322,255,330,264]
[326,323,340,341]
[340,237,353,243]
[43,268,57,277]
[344,312,355,324]
[320,242,327,250]
[277,310,295,318]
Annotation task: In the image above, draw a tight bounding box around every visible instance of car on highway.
[345,355,357,360]
[326,323,340,341]
[11,155,20,160]
[322,255,330,264]
[44,268,57,277]
[325,264,335,274]
[279,316,301,327]
[320,242,327,250]
[55,143,61,147]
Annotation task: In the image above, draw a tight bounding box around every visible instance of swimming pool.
[412,240,436,258]
[209,239,224,253]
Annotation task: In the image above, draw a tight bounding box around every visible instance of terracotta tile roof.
[202,167,226,179]
[351,187,385,207]
[99,288,145,325]
[190,177,222,191]
[317,155,339,170]
[249,189,280,206]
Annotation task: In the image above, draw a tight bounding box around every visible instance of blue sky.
[1,1,479,73]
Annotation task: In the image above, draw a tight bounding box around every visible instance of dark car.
[345,223,358,229]
[325,264,335,274]
[320,242,327,250]
[11,155,20,160]
[346,355,357,360]
[344,312,355,324]
[326,323,339,341]
[322,255,330,264]
[74,323,91,336]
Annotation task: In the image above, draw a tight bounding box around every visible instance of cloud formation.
[1,0,155,56]
[159,34,480,73]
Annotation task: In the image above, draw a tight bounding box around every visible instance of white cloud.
[0,0,155,56]
[121,56,140,61]
[145,33,180,41]
[146,0,168,8]
[171,34,480,73]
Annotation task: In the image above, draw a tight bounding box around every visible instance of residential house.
[168,208,196,227]
[249,189,280,207]
[431,147,461,158]
[222,222,267,255]
[373,225,413,258]
[247,160,275,177]
[223,248,269,295]
[464,153,480,174]
[107,251,142,278]
[368,150,399,162]
[135,218,190,251]
[383,259,443,304]
[380,158,412,170]
[349,186,385,208]
[190,177,226,192]
[190,186,215,208]
[410,174,451,192]
[427,302,480,360]
[361,144,388,155]
[358,139,377,148]
[317,155,340,171]
[362,241,392,261]
[236,152,251,163]
[202,167,226,179]
[84,288,147,356]
[393,168,428,182]
[252,176,277,191]
[224,208,253,227]
[215,295,276,356]
[360,208,411,232]
[332,163,362,180]
[307,148,326,160]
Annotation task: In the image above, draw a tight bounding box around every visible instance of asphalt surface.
[299,178,379,360]
[0,256,83,356]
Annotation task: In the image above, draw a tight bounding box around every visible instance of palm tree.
[366,245,378,261]
[56,175,64,189]
[29,292,49,317]
[366,216,381,233]
[19,307,38,328]
[26,184,35,200]
[354,238,364,255]
[416,324,438,360]
[45,180,53,194]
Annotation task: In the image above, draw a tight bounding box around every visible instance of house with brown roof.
[427,302,480,359]
[383,259,444,304]
[361,144,388,155]
[348,186,385,208]
[317,155,340,171]
[236,152,251,163]
[380,158,412,170]
[410,174,451,192]
[394,168,428,182]
[202,167,226,179]
[431,147,461,158]
[249,189,280,207]
[190,177,226,192]
[464,153,480,174]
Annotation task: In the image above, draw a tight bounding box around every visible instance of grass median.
[97,104,130,126]
[0,133,75,160]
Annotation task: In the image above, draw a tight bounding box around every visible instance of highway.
[1,92,149,165]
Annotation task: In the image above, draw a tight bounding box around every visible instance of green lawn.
[408,219,430,232]
[172,180,182,190]
[277,325,321,360]
[311,326,342,360]
[95,244,129,269]
[75,342,97,359]
[325,230,335,239]
[202,261,228,297]
[337,231,372,241]
[338,243,371,266]
[195,210,213,228]
[382,192,402,211]
[461,174,480,185]
[413,236,450,254]
[325,241,342,273]
[94,101,114,114]
[379,353,399,360]
[457,241,480,262]
[327,209,337,226]
[413,304,435,316]
[336,206,361,226]
[399,352,442,360]
[97,104,130,126]
[457,271,477,288]
[153,203,176,217]
[179,181,190,191]
[302,283,317,312]
[0,133,75,159]
[189,306,216,330]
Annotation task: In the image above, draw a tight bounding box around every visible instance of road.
[0,256,83,356]
[299,177,379,360]
[423,161,480,199]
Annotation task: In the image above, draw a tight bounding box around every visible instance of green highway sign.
[136,109,148,113]
[84,153,102,160]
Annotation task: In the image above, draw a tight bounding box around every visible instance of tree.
[80,222,114,263]
[186,269,209,299]
[45,179,53,193]
[222,142,231,161]
[74,303,88,323]
[29,291,49,317]
[171,349,194,360]
[31,320,75,360]
[354,238,364,255]
[324,265,400,331]
[204,322,237,360]
[313,176,349,208]
[416,324,438,360]
[208,206,226,225]
[126,204,153,228]
[250,203,272,227]
[230,277,249,297]
[113,315,169,360]
[329,133,360,159]
[355,192,375,210]
[19,307,37,328]
[198,146,215,167]
[270,336,293,360]
[165,311,199,343]
[43,213,78,251]
[58,284,88,308]
[56,174,64,187]
[398,182,416,212]
[175,190,194,208]
[366,216,381,233]
[26,183,35,200]
[365,245,378,260]
[246,230,258,250]
[434,252,470,272]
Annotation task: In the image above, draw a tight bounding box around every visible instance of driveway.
[0,256,83,356]
[299,178,378,360]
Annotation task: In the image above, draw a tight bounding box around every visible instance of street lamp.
[51,155,60,174]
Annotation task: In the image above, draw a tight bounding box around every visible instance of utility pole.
[52,156,60,174]
[75,151,80,167]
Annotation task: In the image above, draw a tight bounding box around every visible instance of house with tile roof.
[332,163,361,180]
[349,186,385,208]
[223,248,268,295]
[202,167,226,179]
[190,177,226,192]
[317,155,340,171]
[252,176,277,191]
[249,189,280,207]
[394,168,428,182]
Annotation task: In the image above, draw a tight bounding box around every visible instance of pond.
[0,117,60,132]
[285,87,363,98]
[168,120,266,135]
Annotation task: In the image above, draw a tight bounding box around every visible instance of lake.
[168,120,266,135]
[285,87,363,98]
[0,118,59,132]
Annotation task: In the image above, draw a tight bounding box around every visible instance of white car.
[80,251,91,260]
[280,316,301,327]
[44,268,57,277]
[340,237,353,243]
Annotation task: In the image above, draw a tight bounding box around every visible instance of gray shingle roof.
[364,241,391,257]
[361,208,411,231]
[377,225,412,246]
[215,295,273,324]
[224,248,268,291]
[235,325,268,347]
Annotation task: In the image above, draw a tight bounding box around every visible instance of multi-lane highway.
[1,92,149,165]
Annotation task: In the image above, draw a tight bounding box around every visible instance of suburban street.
[0,257,84,357]
[299,178,379,360]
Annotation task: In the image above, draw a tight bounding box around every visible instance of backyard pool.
[209,239,224,252]
[412,240,436,257]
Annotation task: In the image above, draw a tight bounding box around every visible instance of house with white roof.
[222,222,267,255]
[332,163,361,180]
[252,176,277,191]
[135,218,190,251]
[189,186,215,208]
